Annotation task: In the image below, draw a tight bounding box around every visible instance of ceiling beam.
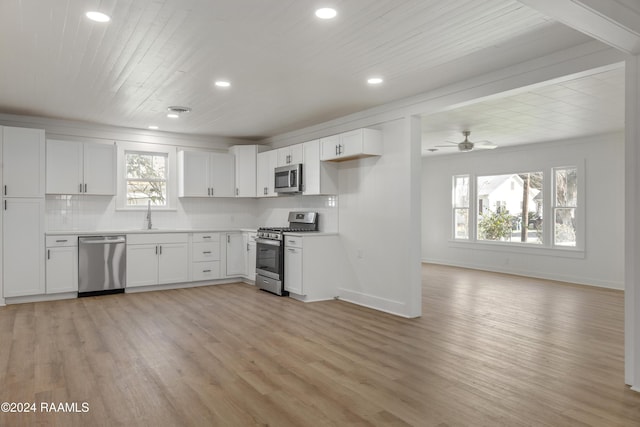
[518,0,640,54]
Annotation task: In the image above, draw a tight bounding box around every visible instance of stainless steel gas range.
[255,211,318,295]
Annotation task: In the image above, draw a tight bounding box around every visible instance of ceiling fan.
[433,131,498,152]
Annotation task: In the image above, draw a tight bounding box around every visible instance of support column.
[406,114,422,317]
[625,56,640,391]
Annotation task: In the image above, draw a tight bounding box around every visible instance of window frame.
[116,142,177,211]
[125,150,169,208]
[449,160,585,256]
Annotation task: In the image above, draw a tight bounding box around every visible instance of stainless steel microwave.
[274,163,303,194]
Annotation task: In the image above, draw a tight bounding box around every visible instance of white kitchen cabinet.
[2,126,45,198]
[126,233,189,288]
[256,150,278,197]
[282,234,341,301]
[3,198,45,297]
[303,139,338,195]
[245,232,257,282]
[229,145,257,197]
[177,150,234,197]
[284,237,303,295]
[46,236,78,294]
[225,232,245,277]
[320,128,382,162]
[191,232,221,281]
[46,139,115,195]
[277,143,303,167]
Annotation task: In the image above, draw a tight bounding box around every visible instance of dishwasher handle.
[79,236,126,244]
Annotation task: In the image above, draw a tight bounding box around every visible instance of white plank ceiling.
[0,0,594,140]
[421,66,625,155]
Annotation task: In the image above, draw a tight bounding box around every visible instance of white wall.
[422,132,625,289]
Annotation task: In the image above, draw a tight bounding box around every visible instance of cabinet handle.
[211,188,214,196]
[47,249,50,260]
[202,236,211,239]
[247,243,250,251]
[159,245,162,255]
[288,248,296,252]
[203,269,211,273]
[236,188,239,196]
[203,251,212,254]
[335,145,338,156]
[56,239,68,243]
[155,245,158,255]
[3,185,6,196]
[208,188,211,196]
[227,235,230,243]
[84,183,87,193]
[3,200,6,210]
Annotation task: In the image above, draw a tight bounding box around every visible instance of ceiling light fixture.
[315,8,337,19]
[166,106,191,119]
[367,77,384,85]
[148,125,159,130]
[86,11,111,22]
[215,80,231,88]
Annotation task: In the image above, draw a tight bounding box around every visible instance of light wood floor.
[1,264,639,426]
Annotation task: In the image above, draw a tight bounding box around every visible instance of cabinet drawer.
[46,235,78,247]
[284,235,303,248]
[192,242,220,262]
[192,261,221,281]
[192,232,221,243]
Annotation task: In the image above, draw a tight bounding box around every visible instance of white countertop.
[283,231,338,237]
[45,228,259,236]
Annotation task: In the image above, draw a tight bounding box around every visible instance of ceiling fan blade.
[474,144,498,150]
[434,144,457,148]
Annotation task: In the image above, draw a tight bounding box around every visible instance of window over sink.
[125,151,168,206]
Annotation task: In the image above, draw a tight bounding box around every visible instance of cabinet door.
[46,139,83,194]
[83,143,115,195]
[303,140,320,195]
[340,129,364,158]
[290,144,303,164]
[210,153,235,197]
[3,127,45,197]
[225,233,245,276]
[46,246,78,294]
[178,151,210,197]
[320,135,341,161]
[158,243,189,284]
[126,244,159,287]
[284,247,303,294]
[3,198,45,297]
[231,145,256,197]
[257,150,277,197]
[277,147,291,167]
[245,234,256,281]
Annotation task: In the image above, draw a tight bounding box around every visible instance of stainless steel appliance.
[274,163,303,194]
[78,235,127,296]
[256,212,318,295]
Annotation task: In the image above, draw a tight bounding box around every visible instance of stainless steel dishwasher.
[78,235,126,296]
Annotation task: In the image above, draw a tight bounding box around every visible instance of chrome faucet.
[145,200,152,230]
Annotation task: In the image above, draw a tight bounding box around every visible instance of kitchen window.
[451,165,582,252]
[125,151,168,206]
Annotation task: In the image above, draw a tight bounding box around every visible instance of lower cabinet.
[126,233,189,288]
[191,232,221,281]
[3,198,45,297]
[45,235,78,294]
[283,233,341,301]
[225,232,246,277]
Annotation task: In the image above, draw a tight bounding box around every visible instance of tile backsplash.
[46,194,339,232]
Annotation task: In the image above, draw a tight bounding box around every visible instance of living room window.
[553,167,578,247]
[452,175,470,240]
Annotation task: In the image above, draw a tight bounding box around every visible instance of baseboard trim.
[337,288,414,318]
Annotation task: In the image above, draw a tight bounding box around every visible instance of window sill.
[448,240,585,259]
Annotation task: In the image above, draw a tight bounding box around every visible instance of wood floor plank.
[1,264,640,426]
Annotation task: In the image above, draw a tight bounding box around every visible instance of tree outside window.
[126,152,167,206]
[554,167,577,247]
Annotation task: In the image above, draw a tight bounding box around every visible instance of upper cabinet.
[277,143,303,167]
[303,139,338,196]
[229,145,257,197]
[46,139,115,195]
[177,150,234,197]
[3,126,45,197]
[320,128,382,162]
[257,150,278,197]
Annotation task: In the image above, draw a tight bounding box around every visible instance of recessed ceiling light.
[367,77,384,85]
[315,8,337,19]
[167,113,179,119]
[86,11,111,23]
[148,125,159,130]
[215,80,231,88]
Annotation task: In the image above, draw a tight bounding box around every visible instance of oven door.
[255,238,283,280]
